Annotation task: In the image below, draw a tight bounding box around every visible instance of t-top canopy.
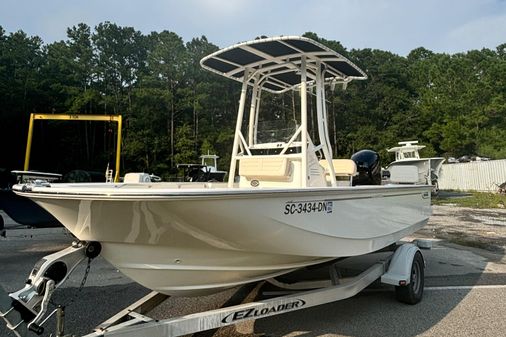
[200,36,367,93]
[387,141,426,153]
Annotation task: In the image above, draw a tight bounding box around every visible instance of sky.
[1,0,506,56]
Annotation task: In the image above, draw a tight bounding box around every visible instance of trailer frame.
[1,241,428,337]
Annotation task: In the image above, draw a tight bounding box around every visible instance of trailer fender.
[381,243,423,286]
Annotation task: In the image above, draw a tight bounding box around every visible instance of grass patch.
[433,191,506,209]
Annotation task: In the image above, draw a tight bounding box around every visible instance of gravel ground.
[419,205,506,254]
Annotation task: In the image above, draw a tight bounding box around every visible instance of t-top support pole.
[228,68,250,187]
[300,56,308,187]
[247,80,259,147]
[316,62,337,187]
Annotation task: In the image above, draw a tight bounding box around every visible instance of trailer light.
[399,280,407,286]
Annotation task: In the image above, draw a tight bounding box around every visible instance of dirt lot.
[419,205,506,255]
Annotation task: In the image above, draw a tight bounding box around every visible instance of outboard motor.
[351,149,382,185]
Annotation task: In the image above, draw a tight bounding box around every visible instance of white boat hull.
[15,183,431,296]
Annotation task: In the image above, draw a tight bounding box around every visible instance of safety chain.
[50,257,93,308]
[79,257,92,292]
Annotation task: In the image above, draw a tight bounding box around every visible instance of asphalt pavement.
[0,211,505,337]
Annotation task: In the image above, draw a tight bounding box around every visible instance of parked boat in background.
[386,141,445,191]
[177,153,227,182]
[200,153,227,182]
[0,170,63,228]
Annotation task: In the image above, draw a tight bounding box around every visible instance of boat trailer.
[1,241,429,337]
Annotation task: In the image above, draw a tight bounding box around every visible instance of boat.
[0,170,63,228]
[386,141,445,188]
[177,153,227,182]
[12,36,432,297]
[199,153,227,181]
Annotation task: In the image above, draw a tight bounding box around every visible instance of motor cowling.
[351,149,382,185]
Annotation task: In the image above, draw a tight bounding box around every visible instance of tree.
[93,22,146,115]
[173,123,196,165]
[0,30,45,169]
[2,24,506,176]
[144,31,189,168]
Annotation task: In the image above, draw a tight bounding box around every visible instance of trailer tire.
[395,251,424,304]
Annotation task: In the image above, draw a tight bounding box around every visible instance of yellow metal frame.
[24,113,123,182]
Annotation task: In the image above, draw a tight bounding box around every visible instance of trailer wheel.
[395,251,424,304]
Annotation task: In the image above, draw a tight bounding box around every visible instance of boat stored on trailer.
[2,34,433,337]
[11,36,432,297]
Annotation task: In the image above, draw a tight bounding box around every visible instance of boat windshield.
[256,120,298,143]
[254,91,300,144]
[397,150,420,160]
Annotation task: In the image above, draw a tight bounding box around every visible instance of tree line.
[0,23,505,179]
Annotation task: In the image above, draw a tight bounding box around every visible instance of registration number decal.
[284,200,333,215]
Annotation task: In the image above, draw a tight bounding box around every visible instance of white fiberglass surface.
[16,183,431,197]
